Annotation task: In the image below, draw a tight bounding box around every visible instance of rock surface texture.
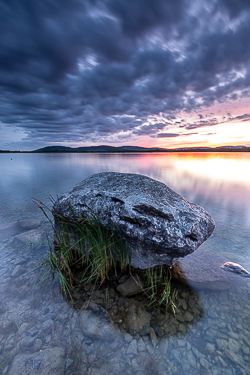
[53,172,215,269]
[172,248,250,290]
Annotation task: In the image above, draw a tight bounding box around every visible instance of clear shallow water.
[1,152,250,374]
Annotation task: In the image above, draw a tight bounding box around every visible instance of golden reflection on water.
[171,152,250,185]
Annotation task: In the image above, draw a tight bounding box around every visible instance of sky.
[1,0,250,151]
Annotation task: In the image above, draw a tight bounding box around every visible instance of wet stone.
[224,348,242,365]
[116,274,143,297]
[200,357,210,369]
[149,327,158,347]
[27,326,38,337]
[192,346,203,359]
[208,310,217,319]
[188,298,196,309]
[33,339,43,350]
[184,312,194,322]
[127,339,138,354]
[146,342,154,354]
[45,335,51,344]
[139,325,151,336]
[206,343,216,353]
[124,333,133,342]
[216,338,228,351]
[128,329,137,336]
[20,335,36,348]
[8,347,65,375]
[126,304,151,332]
[242,345,250,355]
[137,338,146,352]
[12,265,25,277]
[85,337,93,345]
[14,229,45,246]
[150,318,158,330]
[42,319,54,334]
[19,219,41,229]
[118,274,130,284]
[217,356,227,367]
[79,302,118,340]
[228,338,241,353]
[178,324,186,333]
[65,358,74,369]
[155,327,164,337]
[187,350,197,369]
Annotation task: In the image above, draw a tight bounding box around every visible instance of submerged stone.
[8,347,65,375]
[0,221,22,240]
[14,228,45,246]
[116,274,143,297]
[0,219,41,241]
[53,172,215,269]
[19,219,41,229]
[78,302,118,340]
[172,248,250,290]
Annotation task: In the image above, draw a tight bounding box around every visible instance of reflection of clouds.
[1,152,250,242]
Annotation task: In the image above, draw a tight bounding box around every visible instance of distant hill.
[33,145,167,152]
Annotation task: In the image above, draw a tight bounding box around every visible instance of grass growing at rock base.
[34,197,131,294]
[142,266,178,314]
[34,197,177,314]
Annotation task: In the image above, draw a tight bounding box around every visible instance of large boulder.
[171,248,250,290]
[53,172,215,269]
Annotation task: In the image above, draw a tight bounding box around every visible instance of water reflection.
[1,152,250,374]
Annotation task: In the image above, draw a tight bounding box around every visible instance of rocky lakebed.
[1,172,250,374]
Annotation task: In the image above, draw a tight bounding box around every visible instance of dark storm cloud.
[185,118,219,130]
[179,112,250,131]
[234,113,250,121]
[1,0,250,149]
[157,133,180,138]
[133,122,169,136]
[157,131,198,138]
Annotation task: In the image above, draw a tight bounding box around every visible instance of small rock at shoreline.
[19,219,41,229]
[172,248,250,290]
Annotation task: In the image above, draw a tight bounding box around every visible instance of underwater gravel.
[0,227,250,374]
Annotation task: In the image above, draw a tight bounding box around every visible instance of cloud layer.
[1,0,250,149]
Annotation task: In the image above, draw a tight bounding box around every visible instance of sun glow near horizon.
[151,118,250,149]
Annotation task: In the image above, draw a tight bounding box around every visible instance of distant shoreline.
[1,148,250,154]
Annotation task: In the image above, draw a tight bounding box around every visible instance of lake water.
[1,152,250,374]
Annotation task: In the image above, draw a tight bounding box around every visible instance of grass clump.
[142,266,178,314]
